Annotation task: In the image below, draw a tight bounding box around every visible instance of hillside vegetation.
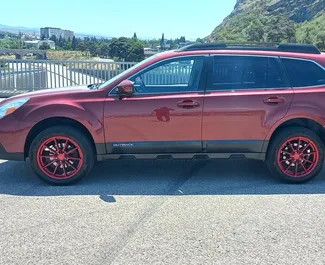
[208,0,325,50]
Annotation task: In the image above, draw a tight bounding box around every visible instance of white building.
[144,47,159,58]
[24,40,56,49]
[40,27,74,40]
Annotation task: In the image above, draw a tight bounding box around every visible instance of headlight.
[0,98,30,119]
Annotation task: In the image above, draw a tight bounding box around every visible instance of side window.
[209,56,286,91]
[282,58,325,87]
[131,57,204,94]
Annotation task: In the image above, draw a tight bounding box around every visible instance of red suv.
[1,42,325,185]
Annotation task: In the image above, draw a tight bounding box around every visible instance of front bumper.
[0,142,24,161]
[0,113,32,161]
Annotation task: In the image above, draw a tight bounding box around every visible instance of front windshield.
[98,54,158,89]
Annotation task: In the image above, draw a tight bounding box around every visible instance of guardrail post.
[28,61,33,92]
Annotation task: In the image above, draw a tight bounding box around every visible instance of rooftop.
[24,40,39,44]
[42,27,61,30]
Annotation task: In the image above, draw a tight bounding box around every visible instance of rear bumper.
[0,142,24,161]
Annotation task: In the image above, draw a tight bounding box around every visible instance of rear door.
[202,55,294,153]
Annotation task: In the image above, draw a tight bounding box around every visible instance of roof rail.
[175,42,321,54]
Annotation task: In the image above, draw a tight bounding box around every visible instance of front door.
[203,55,294,153]
[104,56,206,154]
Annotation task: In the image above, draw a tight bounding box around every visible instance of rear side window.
[208,56,286,91]
[282,58,325,87]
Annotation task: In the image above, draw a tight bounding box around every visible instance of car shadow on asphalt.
[1,159,325,197]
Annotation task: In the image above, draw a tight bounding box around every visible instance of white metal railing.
[142,64,192,85]
[0,59,194,97]
[0,59,137,96]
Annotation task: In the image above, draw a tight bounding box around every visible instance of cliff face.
[232,0,324,21]
[208,0,325,44]
[267,0,324,22]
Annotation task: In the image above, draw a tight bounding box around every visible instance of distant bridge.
[0,49,47,59]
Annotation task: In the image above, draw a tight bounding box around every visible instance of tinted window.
[282,58,325,87]
[209,56,286,90]
[131,57,204,94]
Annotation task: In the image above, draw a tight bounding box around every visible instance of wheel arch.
[263,117,325,153]
[24,117,101,159]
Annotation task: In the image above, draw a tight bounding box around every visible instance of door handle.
[263,96,285,104]
[177,100,200,109]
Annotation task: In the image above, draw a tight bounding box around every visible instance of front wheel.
[266,127,325,184]
[29,126,95,185]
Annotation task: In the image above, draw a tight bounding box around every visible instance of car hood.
[4,86,90,102]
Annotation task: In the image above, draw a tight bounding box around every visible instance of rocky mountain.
[265,0,324,22]
[208,0,325,48]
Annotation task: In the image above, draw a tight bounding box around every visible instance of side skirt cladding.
[96,140,268,161]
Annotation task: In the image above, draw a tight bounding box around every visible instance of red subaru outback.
[1,43,325,185]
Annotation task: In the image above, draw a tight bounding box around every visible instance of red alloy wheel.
[277,136,320,178]
[37,136,84,180]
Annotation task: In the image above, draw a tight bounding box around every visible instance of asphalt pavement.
[1,158,325,265]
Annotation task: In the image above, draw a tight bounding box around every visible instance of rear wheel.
[266,127,325,183]
[29,126,95,185]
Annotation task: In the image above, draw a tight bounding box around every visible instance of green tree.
[71,36,78,50]
[39,42,51,50]
[160,33,165,50]
[88,42,97,57]
[57,35,65,48]
[0,37,20,49]
[77,40,87,51]
[179,36,186,43]
[126,40,145,62]
[303,27,313,44]
[64,40,72,50]
[265,16,295,43]
[165,39,176,48]
[245,19,264,42]
[316,33,325,51]
[108,37,145,62]
[195,38,204,43]
[109,37,131,61]
[49,35,57,43]
[133,32,138,39]
[296,13,325,44]
[97,43,110,58]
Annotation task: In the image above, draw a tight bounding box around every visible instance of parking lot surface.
[1,159,325,265]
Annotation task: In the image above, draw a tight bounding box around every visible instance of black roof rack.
[175,42,321,54]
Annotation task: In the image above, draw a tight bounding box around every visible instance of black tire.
[29,125,95,185]
[266,127,325,184]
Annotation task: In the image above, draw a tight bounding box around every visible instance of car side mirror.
[117,80,135,96]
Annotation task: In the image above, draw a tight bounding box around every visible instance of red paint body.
[1,49,325,159]
[104,93,204,142]
[202,89,294,141]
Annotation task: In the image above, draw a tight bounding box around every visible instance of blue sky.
[1,0,236,39]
